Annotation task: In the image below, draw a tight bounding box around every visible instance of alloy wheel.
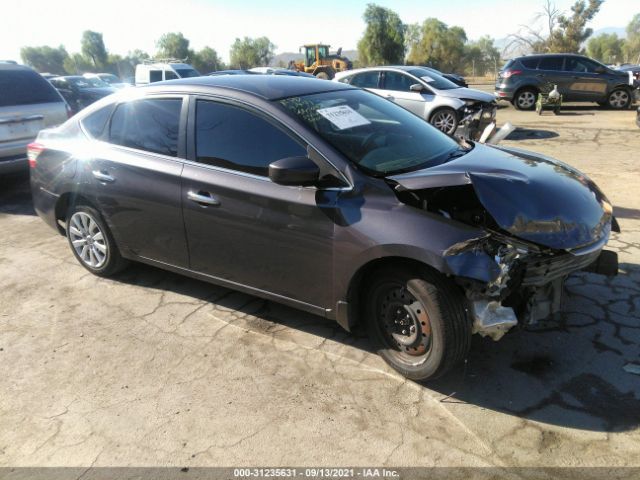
[609,90,629,109]
[517,91,536,109]
[431,111,457,134]
[68,212,108,268]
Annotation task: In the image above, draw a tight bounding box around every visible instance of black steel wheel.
[364,267,471,381]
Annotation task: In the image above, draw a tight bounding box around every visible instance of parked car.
[496,53,636,110]
[420,66,468,87]
[30,75,618,381]
[0,63,68,174]
[83,73,131,89]
[249,67,317,78]
[135,62,200,85]
[334,66,496,137]
[208,69,257,76]
[49,76,116,114]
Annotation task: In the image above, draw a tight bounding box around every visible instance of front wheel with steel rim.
[66,205,128,276]
[429,108,458,136]
[513,88,537,110]
[364,267,471,381]
[607,89,631,110]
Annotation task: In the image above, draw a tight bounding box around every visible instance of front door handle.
[187,190,220,206]
[92,170,115,183]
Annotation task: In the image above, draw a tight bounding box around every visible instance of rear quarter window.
[0,68,63,107]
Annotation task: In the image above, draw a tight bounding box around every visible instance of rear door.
[536,56,571,98]
[379,70,431,117]
[181,97,339,309]
[85,96,189,267]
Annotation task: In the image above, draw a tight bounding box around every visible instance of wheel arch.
[54,192,99,235]
[341,256,454,331]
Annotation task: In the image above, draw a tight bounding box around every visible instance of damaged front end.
[390,144,620,340]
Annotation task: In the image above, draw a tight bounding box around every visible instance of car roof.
[0,63,35,72]
[155,75,353,100]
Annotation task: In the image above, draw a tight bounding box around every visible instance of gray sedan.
[334,66,496,137]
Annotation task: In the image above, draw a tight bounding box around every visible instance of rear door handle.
[92,170,115,183]
[187,190,220,206]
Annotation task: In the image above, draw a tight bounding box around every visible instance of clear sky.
[1,0,635,63]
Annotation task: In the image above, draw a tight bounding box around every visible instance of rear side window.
[109,98,182,156]
[520,58,539,69]
[195,100,306,176]
[0,68,62,107]
[350,71,380,89]
[382,72,415,92]
[149,70,163,83]
[538,57,564,71]
[81,105,114,139]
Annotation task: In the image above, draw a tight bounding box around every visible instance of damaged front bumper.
[445,234,618,340]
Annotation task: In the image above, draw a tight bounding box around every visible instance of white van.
[134,62,200,86]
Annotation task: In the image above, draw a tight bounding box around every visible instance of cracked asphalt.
[0,98,639,470]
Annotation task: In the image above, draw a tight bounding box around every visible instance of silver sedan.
[334,66,496,137]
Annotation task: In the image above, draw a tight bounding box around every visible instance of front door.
[181,98,337,309]
[86,96,189,267]
[563,57,609,101]
[379,71,433,117]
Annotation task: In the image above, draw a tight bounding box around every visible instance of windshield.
[68,77,109,88]
[174,68,200,78]
[408,68,459,90]
[278,89,462,176]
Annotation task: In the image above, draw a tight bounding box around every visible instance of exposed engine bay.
[389,147,620,341]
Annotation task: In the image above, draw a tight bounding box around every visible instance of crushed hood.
[434,87,496,103]
[389,144,612,251]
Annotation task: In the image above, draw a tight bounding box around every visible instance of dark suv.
[30,76,618,381]
[495,53,636,110]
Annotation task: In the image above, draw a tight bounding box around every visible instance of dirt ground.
[0,96,639,474]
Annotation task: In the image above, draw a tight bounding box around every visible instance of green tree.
[357,4,405,66]
[465,36,500,76]
[81,30,108,69]
[547,0,604,52]
[156,32,191,60]
[229,37,276,69]
[625,13,640,63]
[63,53,94,74]
[586,33,624,63]
[192,47,224,73]
[408,18,467,71]
[20,45,69,74]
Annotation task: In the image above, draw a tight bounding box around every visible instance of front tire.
[315,71,331,80]
[513,88,538,110]
[66,205,128,276]
[607,89,631,110]
[364,267,471,381]
[429,108,458,136]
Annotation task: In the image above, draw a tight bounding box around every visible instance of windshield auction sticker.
[317,105,371,130]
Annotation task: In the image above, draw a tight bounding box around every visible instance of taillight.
[27,142,44,168]
[502,69,522,79]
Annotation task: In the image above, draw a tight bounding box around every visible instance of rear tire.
[364,266,471,381]
[513,88,538,110]
[66,205,128,277]
[315,71,331,80]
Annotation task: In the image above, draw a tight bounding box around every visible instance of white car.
[334,66,496,136]
[134,62,200,86]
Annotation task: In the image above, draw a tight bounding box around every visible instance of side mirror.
[595,66,606,74]
[269,156,320,186]
[410,83,425,92]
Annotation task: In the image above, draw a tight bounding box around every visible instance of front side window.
[173,68,200,78]
[195,100,306,176]
[165,70,179,80]
[538,57,564,71]
[564,57,598,73]
[109,98,182,157]
[382,72,417,92]
[279,89,461,176]
[350,71,380,89]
